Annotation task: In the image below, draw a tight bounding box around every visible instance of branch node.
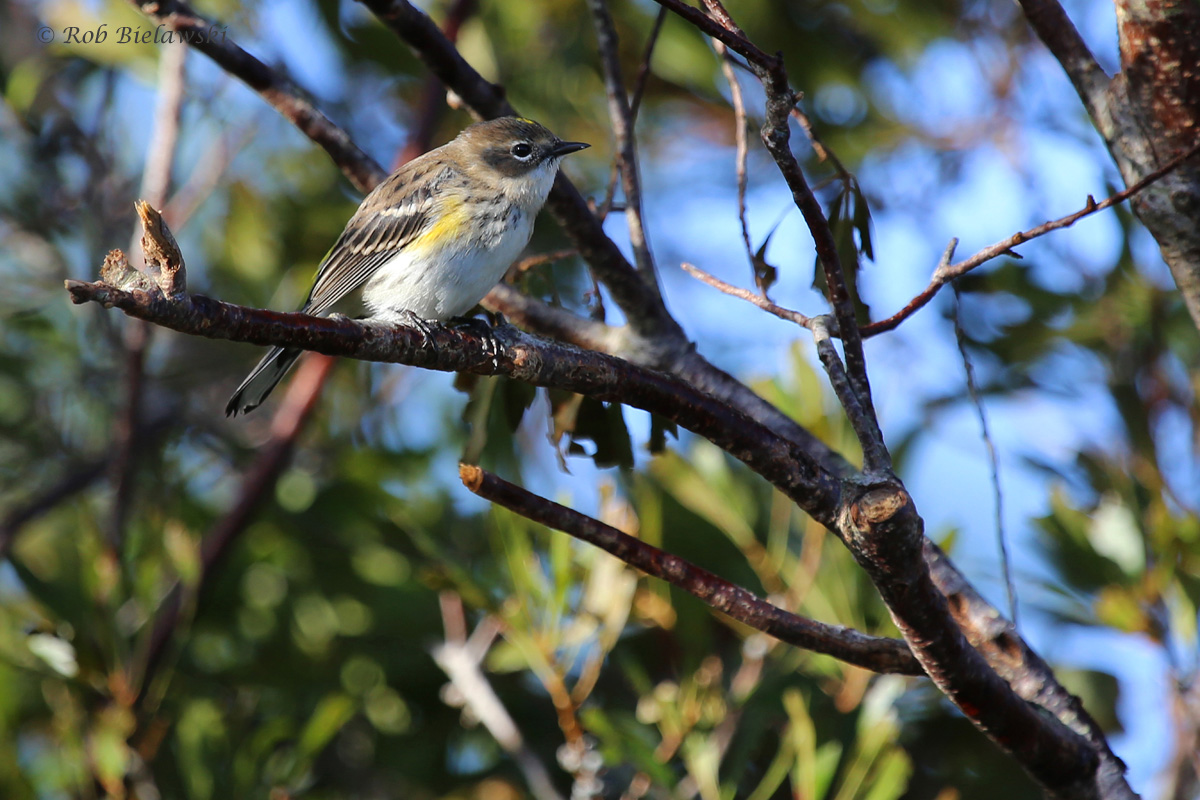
[97,250,156,294]
[135,200,188,298]
[459,462,483,491]
[849,485,911,529]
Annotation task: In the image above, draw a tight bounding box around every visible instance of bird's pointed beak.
[552,140,590,158]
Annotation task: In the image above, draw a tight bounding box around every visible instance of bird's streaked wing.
[302,165,454,316]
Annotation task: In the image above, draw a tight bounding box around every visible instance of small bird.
[225,117,589,416]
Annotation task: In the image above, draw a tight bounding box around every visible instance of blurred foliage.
[1,0,1196,797]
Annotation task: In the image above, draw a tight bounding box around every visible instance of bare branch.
[863,138,1200,337]
[1020,0,1200,332]
[485,284,619,353]
[649,0,778,71]
[839,482,1103,799]
[590,0,658,286]
[629,7,667,121]
[923,541,1135,800]
[712,38,758,288]
[71,226,1124,800]
[681,262,812,327]
[460,465,922,675]
[663,0,888,473]
[68,273,846,525]
[597,7,665,233]
[1015,0,1112,129]
[130,0,386,192]
[811,317,882,471]
[953,287,1017,624]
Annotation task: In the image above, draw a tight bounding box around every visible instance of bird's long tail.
[225,346,303,416]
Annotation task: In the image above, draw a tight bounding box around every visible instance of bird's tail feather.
[225,346,303,416]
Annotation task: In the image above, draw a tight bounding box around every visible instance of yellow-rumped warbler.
[226,117,588,416]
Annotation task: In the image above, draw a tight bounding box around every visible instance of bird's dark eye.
[511,142,533,159]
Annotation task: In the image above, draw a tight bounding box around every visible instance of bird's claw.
[449,315,503,367]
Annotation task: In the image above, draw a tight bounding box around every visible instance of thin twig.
[597,7,665,223]
[596,6,665,223]
[681,262,812,327]
[629,6,667,121]
[162,128,251,228]
[862,137,1200,337]
[953,287,1017,625]
[590,0,658,284]
[506,248,579,279]
[460,465,922,675]
[682,0,887,472]
[650,0,778,70]
[484,284,618,353]
[811,317,881,470]
[712,38,757,289]
[789,107,849,177]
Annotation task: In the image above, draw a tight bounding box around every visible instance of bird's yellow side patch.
[413,196,468,252]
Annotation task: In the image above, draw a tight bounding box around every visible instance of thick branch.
[1015,0,1113,128]
[460,465,922,675]
[1020,0,1200,332]
[67,279,844,528]
[839,483,1105,799]
[923,542,1133,800]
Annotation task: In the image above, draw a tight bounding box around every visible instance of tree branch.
[459,465,922,675]
[663,0,888,474]
[1018,0,1200,333]
[838,482,1103,799]
[68,263,1118,797]
[66,274,845,528]
[129,0,386,192]
[590,0,659,287]
[1014,0,1112,129]
[682,262,812,327]
[863,138,1200,337]
[357,0,680,344]
[924,541,1135,800]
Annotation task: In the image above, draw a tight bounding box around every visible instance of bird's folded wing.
[302,167,453,316]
